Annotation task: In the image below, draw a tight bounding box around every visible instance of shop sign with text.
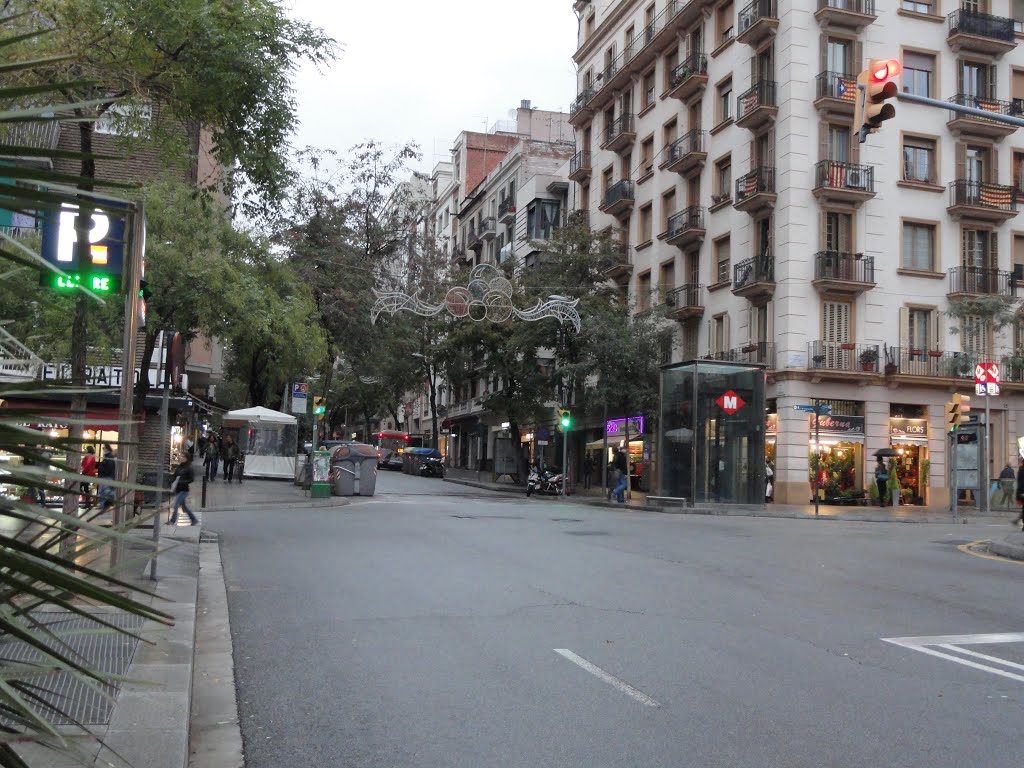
[40,363,188,390]
[606,416,644,436]
[889,418,927,438]
[808,414,864,435]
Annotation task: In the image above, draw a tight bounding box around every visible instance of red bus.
[374,430,411,457]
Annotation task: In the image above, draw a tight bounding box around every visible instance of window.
[660,332,673,365]
[710,314,730,356]
[526,200,561,240]
[661,189,677,231]
[640,137,655,176]
[902,222,936,270]
[717,79,733,125]
[1015,0,1024,33]
[642,69,656,109]
[908,308,933,351]
[962,228,995,268]
[822,301,851,350]
[664,48,679,91]
[823,211,853,252]
[717,1,734,46]
[659,260,675,301]
[825,37,851,76]
[714,235,731,284]
[682,325,699,360]
[602,168,613,197]
[638,203,653,244]
[903,52,934,98]
[637,271,652,312]
[663,118,678,149]
[826,124,850,163]
[961,316,987,355]
[903,136,936,183]
[901,0,933,12]
[714,156,732,202]
[960,59,995,100]
[95,101,152,136]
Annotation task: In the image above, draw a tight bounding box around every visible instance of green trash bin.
[310,449,331,499]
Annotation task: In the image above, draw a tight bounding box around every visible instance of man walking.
[874,456,890,507]
[612,448,628,503]
[582,453,593,490]
[204,434,220,481]
[222,436,239,482]
[169,452,198,526]
[97,446,116,511]
[999,462,1015,509]
[81,446,97,509]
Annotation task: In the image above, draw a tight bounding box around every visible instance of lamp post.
[549,295,570,496]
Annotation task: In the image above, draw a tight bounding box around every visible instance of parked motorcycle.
[526,465,564,496]
[418,456,445,478]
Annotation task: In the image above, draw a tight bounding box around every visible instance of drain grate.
[0,611,145,726]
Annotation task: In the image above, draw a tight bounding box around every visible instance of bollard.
[201,474,208,508]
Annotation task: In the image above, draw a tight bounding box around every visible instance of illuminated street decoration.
[371,264,580,333]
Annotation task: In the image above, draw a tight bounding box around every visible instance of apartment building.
[422,103,575,468]
[570,0,1024,506]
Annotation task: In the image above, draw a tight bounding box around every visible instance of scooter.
[419,457,445,478]
[526,466,564,496]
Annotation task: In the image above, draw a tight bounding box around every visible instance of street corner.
[961,532,1024,564]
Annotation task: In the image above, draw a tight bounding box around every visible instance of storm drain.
[0,611,145,726]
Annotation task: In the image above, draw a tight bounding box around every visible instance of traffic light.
[313,396,326,420]
[946,393,972,432]
[557,409,571,433]
[854,58,901,143]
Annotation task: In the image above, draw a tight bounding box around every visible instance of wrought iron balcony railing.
[947,265,1016,297]
[815,71,858,102]
[735,166,775,200]
[733,252,774,290]
[739,0,778,33]
[665,206,704,239]
[667,129,704,163]
[569,150,591,177]
[669,52,708,90]
[601,179,635,209]
[814,251,875,283]
[818,0,875,13]
[948,8,1015,42]
[808,341,880,373]
[737,80,777,121]
[604,113,636,145]
[814,160,874,193]
[948,180,1017,213]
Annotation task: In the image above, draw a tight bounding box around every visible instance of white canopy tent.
[222,406,298,479]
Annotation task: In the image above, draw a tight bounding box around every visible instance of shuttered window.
[823,211,853,252]
[961,316,986,355]
[962,228,996,268]
[822,301,851,343]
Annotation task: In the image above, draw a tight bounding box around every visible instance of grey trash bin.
[330,443,379,496]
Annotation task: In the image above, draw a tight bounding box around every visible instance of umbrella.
[873,448,899,458]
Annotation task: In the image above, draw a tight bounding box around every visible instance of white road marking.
[554,649,660,707]
[883,632,1024,684]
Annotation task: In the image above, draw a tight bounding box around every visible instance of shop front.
[808,410,866,504]
[603,416,647,490]
[889,413,928,506]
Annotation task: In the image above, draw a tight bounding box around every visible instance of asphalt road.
[208,471,1024,768]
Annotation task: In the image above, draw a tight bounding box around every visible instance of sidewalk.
[15,475,320,768]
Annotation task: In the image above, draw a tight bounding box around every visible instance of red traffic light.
[870,59,901,82]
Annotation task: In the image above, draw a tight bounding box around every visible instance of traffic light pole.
[896,91,1024,128]
[950,430,959,521]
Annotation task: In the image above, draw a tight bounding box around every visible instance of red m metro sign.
[716,390,746,415]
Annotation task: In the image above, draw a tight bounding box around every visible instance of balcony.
[946,94,1019,140]
[735,80,778,130]
[667,53,709,102]
[663,129,706,175]
[663,206,705,248]
[467,231,483,252]
[568,150,591,182]
[666,283,705,323]
[947,9,1016,56]
[814,0,876,30]
[737,0,779,46]
[600,179,635,217]
[947,265,1016,299]
[946,180,1018,222]
[808,341,881,374]
[814,71,858,116]
[734,167,776,212]
[813,251,875,294]
[602,113,636,153]
[568,87,597,126]
[708,342,776,367]
[813,160,875,204]
[732,253,775,300]
[886,348,979,380]
[498,197,517,224]
[453,244,471,264]
[602,241,633,283]
[480,217,496,241]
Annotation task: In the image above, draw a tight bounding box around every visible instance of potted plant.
[883,344,898,376]
[859,348,879,371]
[928,348,943,358]
[840,342,856,350]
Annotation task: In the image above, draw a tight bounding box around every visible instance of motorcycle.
[418,456,445,478]
[526,465,564,496]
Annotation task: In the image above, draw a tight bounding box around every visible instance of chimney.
[520,99,532,110]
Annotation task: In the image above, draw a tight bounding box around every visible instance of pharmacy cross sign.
[716,390,745,415]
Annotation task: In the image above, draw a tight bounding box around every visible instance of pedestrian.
[875,456,890,507]
[204,434,220,481]
[97,445,116,511]
[765,459,774,503]
[999,462,1015,510]
[612,447,628,503]
[582,453,593,490]
[81,446,97,510]
[21,452,47,507]
[168,451,198,526]
[222,436,239,481]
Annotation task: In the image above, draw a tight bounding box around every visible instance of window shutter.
[819,211,828,251]
[707,319,713,355]
[988,65,997,100]
[748,303,755,344]
[766,300,775,343]
[899,307,910,347]
[819,121,829,164]
[957,61,965,95]
[989,230,999,269]
[955,143,966,180]
[853,41,863,76]
[819,37,827,72]
[930,310,943,352]
[990,146,999,184]
[723,314,731,352]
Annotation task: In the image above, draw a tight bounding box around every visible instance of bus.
[373,430,412,457]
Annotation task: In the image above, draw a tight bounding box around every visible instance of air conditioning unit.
[846,167,867,189]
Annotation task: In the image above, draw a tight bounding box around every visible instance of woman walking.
[169,452,198,526]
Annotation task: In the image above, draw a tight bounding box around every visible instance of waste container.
[330,443,379,496]
[294,452,307,486]
[310,449,331,499]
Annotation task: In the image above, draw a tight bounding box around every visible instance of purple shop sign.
[606,416,644,437]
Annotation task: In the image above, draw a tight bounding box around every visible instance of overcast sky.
[286,0,580,176]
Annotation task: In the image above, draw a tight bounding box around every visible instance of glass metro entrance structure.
[658,361,766,504]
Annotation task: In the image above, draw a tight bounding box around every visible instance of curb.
[988,535,1024,561]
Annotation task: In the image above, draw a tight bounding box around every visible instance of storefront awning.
[2,401,121,431]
